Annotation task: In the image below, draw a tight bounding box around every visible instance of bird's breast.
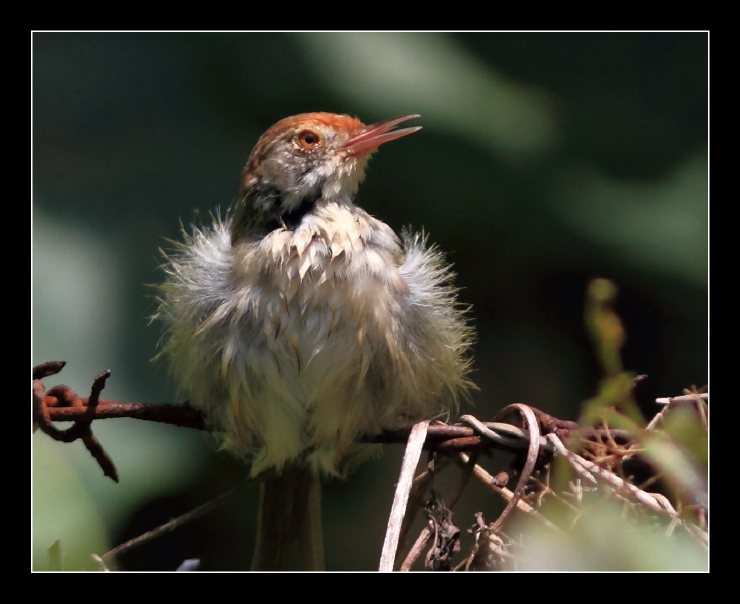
[157,206,470,474]
[229,204,406,370]
[233,203,407,308]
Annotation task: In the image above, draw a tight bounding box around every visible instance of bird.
[156,112,474,570]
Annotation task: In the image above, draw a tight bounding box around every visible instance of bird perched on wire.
[156,112,474,570]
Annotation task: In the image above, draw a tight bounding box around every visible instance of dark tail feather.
[251,464,324,570]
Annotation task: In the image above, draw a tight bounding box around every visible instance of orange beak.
[343,114,421,155]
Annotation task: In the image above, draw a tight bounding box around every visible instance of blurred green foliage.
[508,278,706,571]
[32,32,707,570]
[515,493,707,571]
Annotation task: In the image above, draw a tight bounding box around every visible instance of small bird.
[156,112,473,570]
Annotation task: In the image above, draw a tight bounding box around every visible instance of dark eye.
[298,130,319,149]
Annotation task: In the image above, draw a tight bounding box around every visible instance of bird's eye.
[298,130,320,149]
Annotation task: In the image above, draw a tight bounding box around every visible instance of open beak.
[344,114,421,155]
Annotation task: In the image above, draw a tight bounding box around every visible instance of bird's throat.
[232,183,325,243]
[267,190,321,232]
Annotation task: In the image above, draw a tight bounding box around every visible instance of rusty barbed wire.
[32,360,707,571]
[33,362,118,481]
[32,360,661,479]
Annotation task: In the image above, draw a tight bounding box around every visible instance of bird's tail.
[251,464,324,570]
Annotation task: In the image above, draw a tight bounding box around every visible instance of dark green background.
[32,32,707,571]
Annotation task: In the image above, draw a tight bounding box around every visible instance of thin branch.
[649,391,708,431]
[395,455,452,569]
[100,481,249,565]
[456,453,562,534]
[547,433,685,519]
[398,452,477,571]
[379,420,430,572]
[91,554,111,572]
[655,392,708,406]
[547,432,597,484]
[399,523,434,572]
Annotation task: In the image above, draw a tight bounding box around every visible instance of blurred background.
[32,32,707,571]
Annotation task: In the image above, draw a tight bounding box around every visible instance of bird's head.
[232,113,420,242]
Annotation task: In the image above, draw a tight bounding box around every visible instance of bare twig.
[379,420,430,571]
[547,432,597,484]
[454,512,515,571]
[398,452,477,571]
[394,455,453,564]
[91,554,111,572]
[649,391,708,432]
[399,522,434,572]
[655,393,708,406]
[547,433,680,517]
[456,453,562,533]
[100,481,248,565]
